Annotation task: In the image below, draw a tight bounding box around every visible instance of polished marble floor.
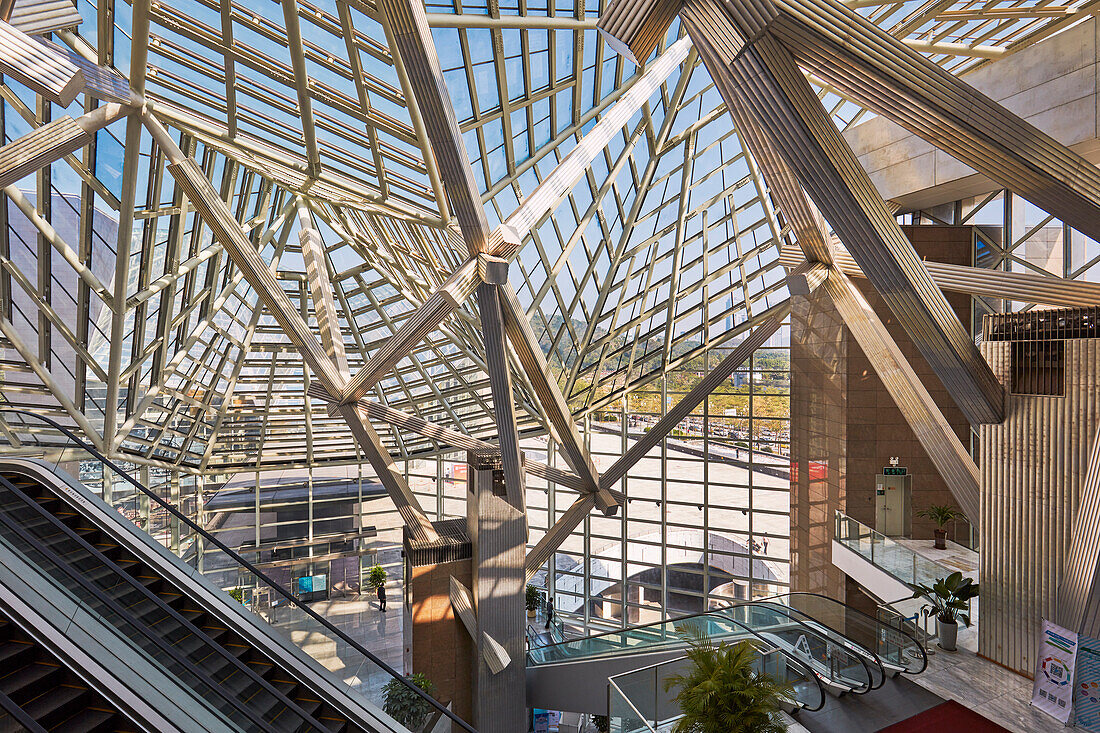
[909,644,1078,732]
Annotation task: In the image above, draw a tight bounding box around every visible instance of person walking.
[377,582,387,612]
[544,597,554,630]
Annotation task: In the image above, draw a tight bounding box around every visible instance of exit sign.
[883,466,908,476]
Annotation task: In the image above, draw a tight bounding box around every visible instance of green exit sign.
[883,467,908,476]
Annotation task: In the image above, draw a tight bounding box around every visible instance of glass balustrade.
[0,409,474,732]
[608,646,825,732]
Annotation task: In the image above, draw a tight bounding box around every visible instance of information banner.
[1075,636,1100,731]
[1033,619,1079,723]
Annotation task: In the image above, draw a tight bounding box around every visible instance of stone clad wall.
[790,226,974,599]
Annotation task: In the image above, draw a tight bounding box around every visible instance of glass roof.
[0,0,1085,473]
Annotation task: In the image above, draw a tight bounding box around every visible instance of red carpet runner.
[876,700,1012,733]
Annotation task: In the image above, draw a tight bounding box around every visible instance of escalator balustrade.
[0,471,370,733]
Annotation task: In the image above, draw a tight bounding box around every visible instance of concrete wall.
[844,17,1100,211]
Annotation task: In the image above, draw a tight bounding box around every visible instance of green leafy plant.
[382,673,436,731]
[916,504,966,528]
[911,571,979,626]
[227,587,245,604]
[662,624,790,733]
[526,584,541,613]
[367,564,387,591]
[592,714,609,733]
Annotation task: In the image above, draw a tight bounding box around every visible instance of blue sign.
[1077,637,1100,731]
[298,576,313,594]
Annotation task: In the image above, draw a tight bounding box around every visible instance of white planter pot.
[938,618,958,651]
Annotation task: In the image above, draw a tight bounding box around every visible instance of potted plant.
[526,584,540,619]
[367,564,387,591]
[591,714,609,733]
[382,673,436,731]
[916,504,965,549]
[662,624,791,732]
[227,587,246,604]
[911,571,979,652]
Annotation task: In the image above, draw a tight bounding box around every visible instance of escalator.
[0,465,384,732]
[0,603,142,732]
[526,593,927,716]
[0,410,474,733]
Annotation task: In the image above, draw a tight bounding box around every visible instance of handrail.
[0,409,476,733]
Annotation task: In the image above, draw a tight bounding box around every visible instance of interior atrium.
[2,0,1100,729]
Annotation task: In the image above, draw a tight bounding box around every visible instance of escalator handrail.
[713,604,878,693]
[0,477,277,733]
[0,409,476,733]
[0,472,332,733]
[529,593,926,677]
[730,600,887,689]
[766,592,928,675]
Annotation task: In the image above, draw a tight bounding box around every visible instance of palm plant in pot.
[911,571,979,652]
[662,623,791,732]
[526,584,540,619]
[916,504,965,550]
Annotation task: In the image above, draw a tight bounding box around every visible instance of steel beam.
[762,0,1100,245]
[525,494,596,582]
[822,267,980,523]
[780,244,1100,310]
[146,113,438,542]
[599,305,788,491]
[497,283,617,513]
[477,282,526,509]
[306,382,613,500]
[674,5,1003,425]
[503,36,692,240]
[377,0,489,253]
[297,201,349,378]
[449,575,511,674]
[332,256,482,411]
[279,0,322,178]
[0,19,84,104]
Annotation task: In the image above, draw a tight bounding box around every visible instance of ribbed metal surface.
[767,0,1100,244]
[404,519,472,566]
[596,0,680,65]
[377,0,489,254]
[980,337,1100,675]
[685,8,1003,424]
[780,243,1100,309]
[1058,424,1100,638]
[0,19,83,105]
[8,0,80,35]
[0,115,89,189]
[477,283,526,509]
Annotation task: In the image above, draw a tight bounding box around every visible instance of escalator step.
[22,682,85,724]
[53,706,117,733]
[0,661,60,697]
[320,714,348,731]
[0,639,35,666]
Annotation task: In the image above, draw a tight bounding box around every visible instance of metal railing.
[834,511,957,589]
[0,409,475,733]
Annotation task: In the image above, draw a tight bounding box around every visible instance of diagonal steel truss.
[0,0,1096,595]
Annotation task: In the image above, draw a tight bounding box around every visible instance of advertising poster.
[1033,619,1079,723]
[1075,636,1100,731]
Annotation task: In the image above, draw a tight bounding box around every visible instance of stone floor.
[274,547,406,706]
[905,644,1078,732]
